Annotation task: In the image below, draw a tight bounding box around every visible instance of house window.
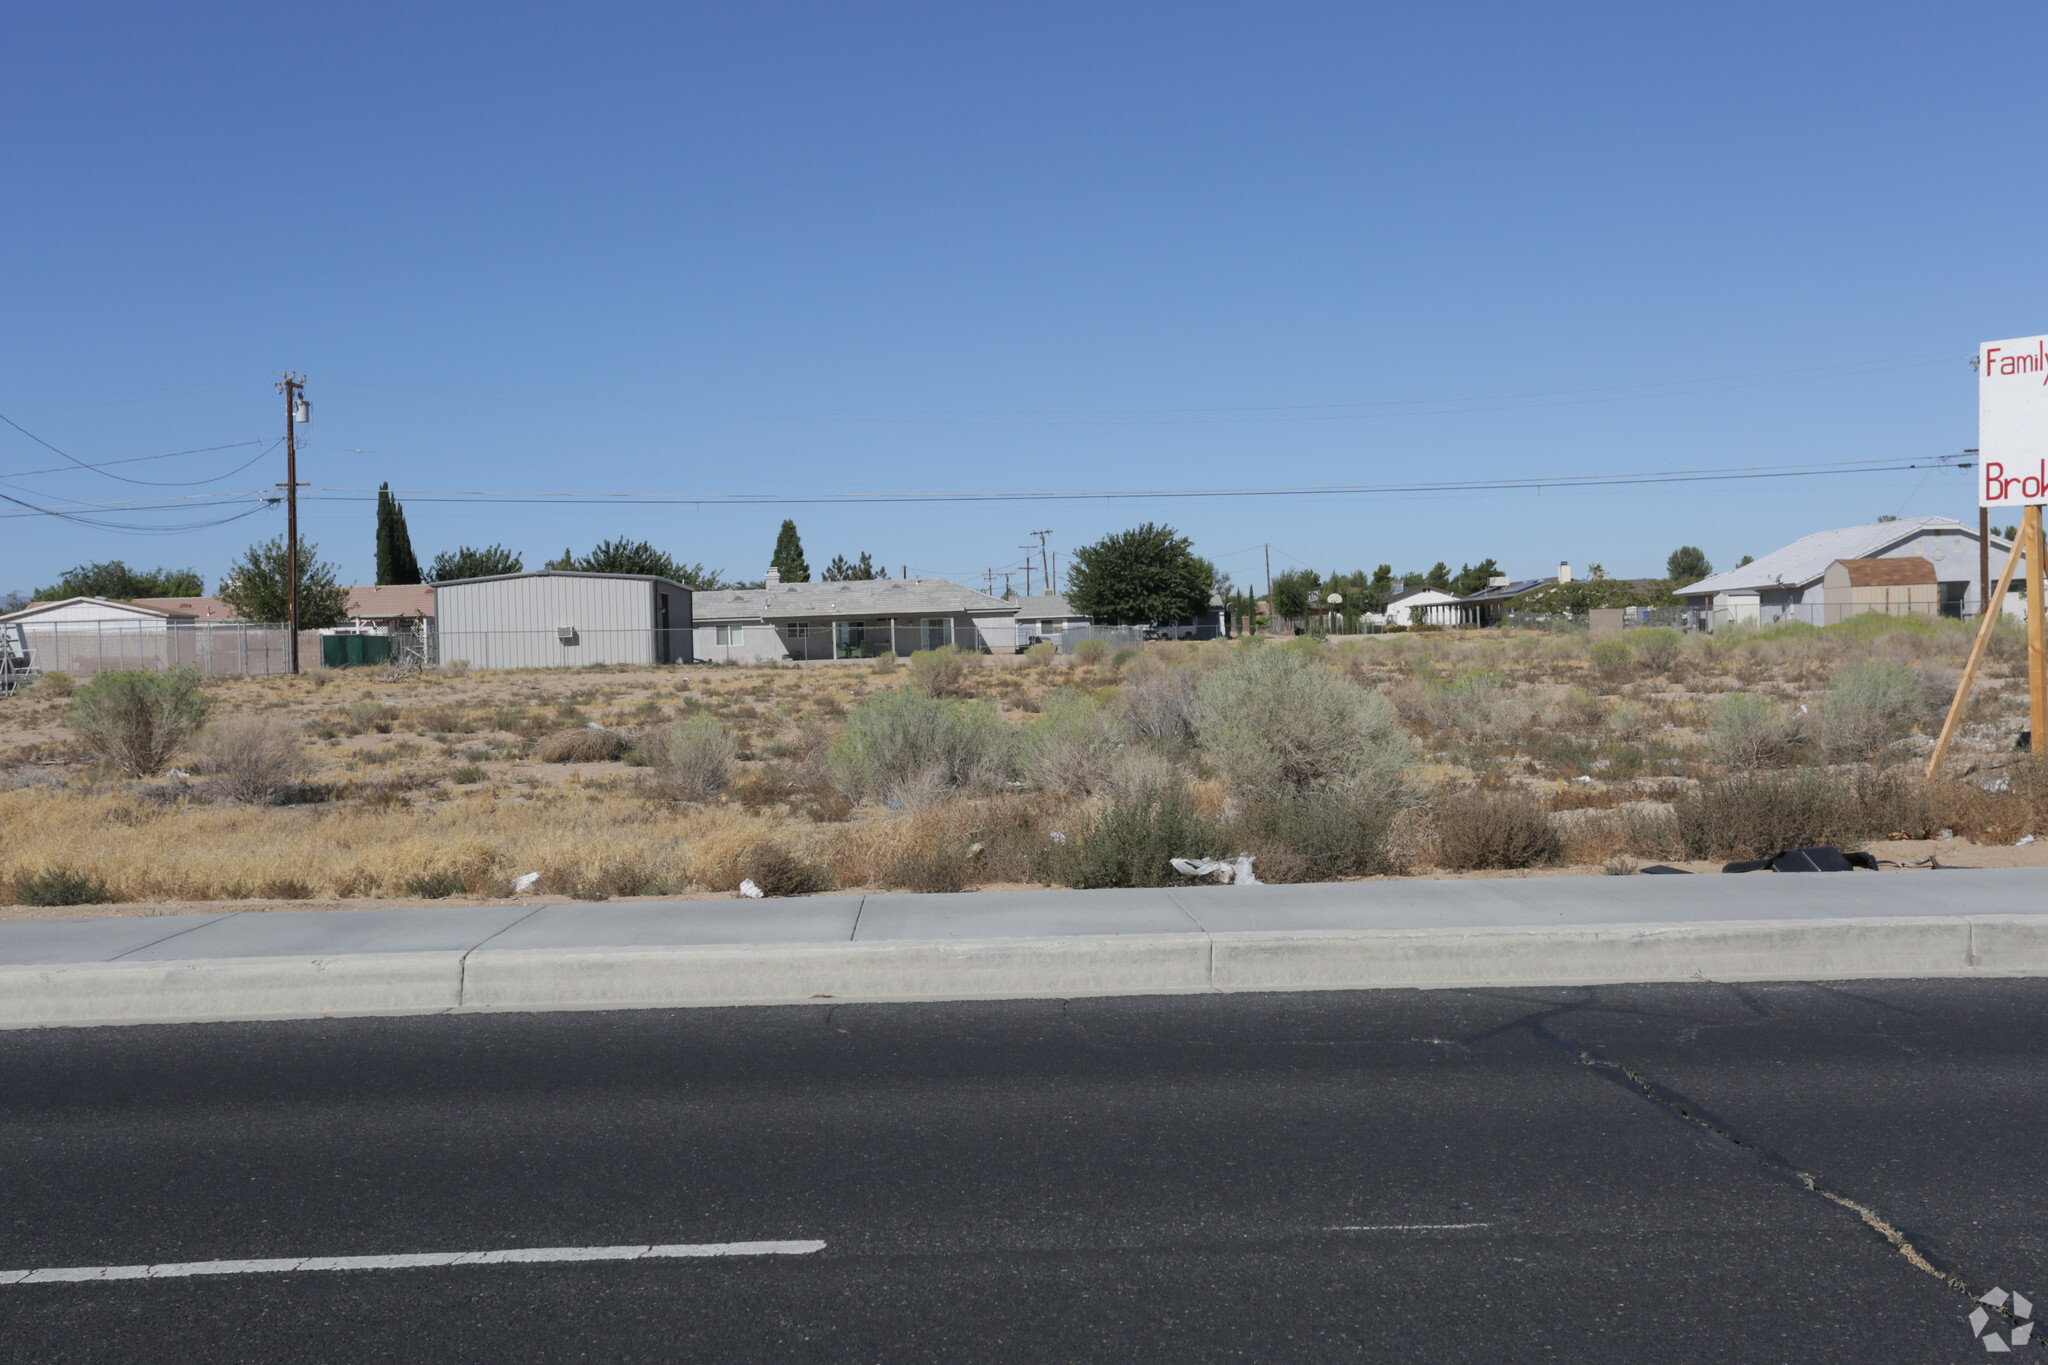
[716,625,744,646]
[787,621,809,641]
[834,621,866,659]
[920,617,953,651]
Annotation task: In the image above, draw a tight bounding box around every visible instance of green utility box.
[321,633,393,668]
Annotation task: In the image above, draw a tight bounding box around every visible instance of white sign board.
[1981,333,2048,507]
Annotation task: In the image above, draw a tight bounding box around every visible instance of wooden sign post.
[1924,509,2029,779]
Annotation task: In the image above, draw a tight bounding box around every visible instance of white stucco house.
[1375,584,1466,628]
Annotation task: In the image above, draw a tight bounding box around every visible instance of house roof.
[1013,594,1082,619]
[129,596,240,620]
[1683,517,1995,598]
[346,584,436,619]
[0,596,188,624]
[430,569,696,591]
[1383,586,1463,606]
[1457,578,1556,605]
[694,577,1014,622]
[1831,556,1936,587]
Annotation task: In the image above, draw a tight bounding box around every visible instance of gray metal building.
[432,571,693,669]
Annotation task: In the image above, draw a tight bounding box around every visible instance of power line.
[297,451,1974,508]
[0,412,279,487]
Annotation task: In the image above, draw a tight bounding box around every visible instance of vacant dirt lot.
[4,616,2045,913]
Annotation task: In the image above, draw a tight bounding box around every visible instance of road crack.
[1495,1008,2023,1330]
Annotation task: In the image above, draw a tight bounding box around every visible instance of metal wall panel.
[436,575,685,669]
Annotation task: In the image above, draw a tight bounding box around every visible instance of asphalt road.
[3,982,2045,1363]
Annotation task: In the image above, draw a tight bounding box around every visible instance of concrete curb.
[7,914,2048,1029]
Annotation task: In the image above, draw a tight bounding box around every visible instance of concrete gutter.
[3,869,2046,1029]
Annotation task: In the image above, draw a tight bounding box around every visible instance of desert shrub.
[191,714,307,802]
[908,648,966,697]
[886,841,976,893]
[1025,642,1058,668]
[1018,689,1119,795]
[1189,647,1412,801]
[33,671,76,697]
[826,689,1011,804]
[1115,659,1199,750]
[1422,670,1534,743]
[345,699,398,734]
[450,764,488,784]
[1039,782,1226,888]
[9,867,114,906]
[1236,790,1404,882]
[1630,628,1683,672]
[869,652,899,674]
[403,869,467,899]
[744,844,835,896]
[1588,638,1634,686]
[69,668,211,776]
[1433,788,1562,870]
[641,715,736,798]
[1111,646,1140,670]
[1074,638,1110,666]
[1673,769,1858,859]
[534,727,633,763]
[441,658,472,678]
[1706,692,1804,768]
[1821,661,1925,763]
[1553,687,1608,729]
[1605,700,1653,743]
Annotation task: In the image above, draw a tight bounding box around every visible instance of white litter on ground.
[0,1240,827,1285]
[1170,856,1260,885]
[738,879,765,898]
[511,872,541,893]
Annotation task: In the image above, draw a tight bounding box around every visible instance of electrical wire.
[0,412,281,488]
[0,438,276,483]
[300,451,1974,508]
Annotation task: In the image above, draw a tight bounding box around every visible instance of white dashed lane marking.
[0,1240,827,1284]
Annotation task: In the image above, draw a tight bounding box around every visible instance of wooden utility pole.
[276,374,305,674]
[1028,530,1053,595]
[1263,543,1272,635]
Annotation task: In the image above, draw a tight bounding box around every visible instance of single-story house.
[1012,594,1092,642]
[129,595,241,621]
[0,596,207,676]
[1450,575,1560,627]
[1820,557,1941,623]
[1377,584,1466,628]
[345,584,435,629]
[692,572,1019,662]
[1681,517,2019,631]
[432,570,693,668]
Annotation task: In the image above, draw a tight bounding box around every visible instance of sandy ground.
[6,839,2042,923]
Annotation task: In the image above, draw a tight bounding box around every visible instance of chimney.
[1557,561,1572,585]
[764,567,781,586]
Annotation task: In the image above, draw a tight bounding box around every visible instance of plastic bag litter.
[586,721,604,730]
[2018,835,2037,847]
[511,872,541,894]
[739,878,765,898]
[1048,831,1067,845]
[1170,856,1260,885]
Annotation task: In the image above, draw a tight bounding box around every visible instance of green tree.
[1451,558,1501,595]
[32,560,204,602]
[1269,568,1319,626]
[1737,554,1754,568]
[579,538,682,578]
[373,483,422,585]
[1666,545,1714,586]
[1065,523,1214,626]
[822,551,888,581]
[427,544,524,581]
[770,520,810,582]
[1425,562,1452,590]
[544,547,576,570]
[1364,565,1395,611]
[218,535,352,628]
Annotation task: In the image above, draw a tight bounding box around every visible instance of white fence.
[11,622,296,679]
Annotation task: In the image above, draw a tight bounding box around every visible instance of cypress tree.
[374,483,422,585]
[770,519,810,582]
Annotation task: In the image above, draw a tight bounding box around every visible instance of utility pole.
[1263,543,1273,636]
[1028,530,1053,595]
[1050,550,1058,596]
[276,374,307,673]
[1018,547,1038,597]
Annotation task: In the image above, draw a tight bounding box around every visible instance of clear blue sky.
[5,2,2044,599]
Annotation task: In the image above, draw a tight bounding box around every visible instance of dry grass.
[3,613,2044,905]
